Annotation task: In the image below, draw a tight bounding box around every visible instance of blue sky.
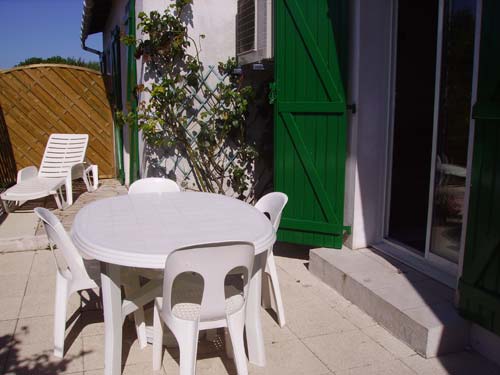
[0,0,102,69]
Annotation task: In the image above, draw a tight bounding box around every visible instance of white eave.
[80,0,111,43]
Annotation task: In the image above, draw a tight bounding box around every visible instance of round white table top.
[72,192,276,269]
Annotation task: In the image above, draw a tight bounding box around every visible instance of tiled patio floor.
[0,180,499,374]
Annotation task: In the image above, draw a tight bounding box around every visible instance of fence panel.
[0,104,17,217]
[0,64,115,178]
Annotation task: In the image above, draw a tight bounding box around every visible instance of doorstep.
[309,247,470,358]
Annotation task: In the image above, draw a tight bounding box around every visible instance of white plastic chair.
[34,207,148,357]
[128,177,180,194]
[255,192,288,328]
[1,134,98,211]
[153,242,255,375]
[128,176,181,285]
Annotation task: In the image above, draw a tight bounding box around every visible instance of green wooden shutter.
[126,0,140,184]
[274,0,347,248]
[111,27,125,184]
[458,0,500,336]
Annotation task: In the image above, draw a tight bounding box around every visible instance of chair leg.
[261,272,273,309]
[123,275,148,349]
[65,177,73,207]
[83,164,99,192]
[227,308,248,375]
[53,192,63,210]
[153,302,164,371]
[54,272,69,358]
[224,327,234,359]
[266,253,286,328]
[171,320,199,375]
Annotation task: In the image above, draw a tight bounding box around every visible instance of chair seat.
[171,294,245,321]
[1,177,65,201]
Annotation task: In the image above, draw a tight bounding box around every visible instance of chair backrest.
[255,192,288,230]
[38,134,89,179]
[128,177,181,194]
[34,207,92,282]
[162,242,255,322]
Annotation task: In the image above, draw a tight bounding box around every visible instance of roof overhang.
[81,0,112,43]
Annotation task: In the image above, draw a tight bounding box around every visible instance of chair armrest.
[17,166,38,183]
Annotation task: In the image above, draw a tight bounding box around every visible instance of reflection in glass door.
[428,0,477,264]
[387,0,478,269]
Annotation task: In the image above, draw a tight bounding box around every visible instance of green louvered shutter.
[458,0,500,336]
[274,0,348,248]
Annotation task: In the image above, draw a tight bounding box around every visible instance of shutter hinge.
[343,225,352,235]
[347,103,357,114]
[269,82,277,104]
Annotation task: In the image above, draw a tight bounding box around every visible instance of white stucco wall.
[344,0,393,249]
[99,0,236,184]
[137,0,237,179]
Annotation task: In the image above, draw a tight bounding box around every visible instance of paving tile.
[19,290,82,319]
[303,329,394,373]
[19,293,56,318]
[15,316,54,345]
[122,335,154,366]
[163,354,237,375]
[30,250,59,276]
[0,296,23,321]
[0,319,17,338]
[0,320,17,373]
[335,359,416,375]
[0,212,39,238]
[336,303,377,329]
[278,262,351,311]
[401,351,500,375]
[161,335,329,375]
[362,325,416,359]
[260,307,296,343]
[274,254,319,287]
[284,295,357,339]
[0,273,29,298]
[121,362,164,375]
[0,252,34,275]
[248,339,329,375]
[25,273,56,296]
[82,333,154,371]
[81,334,106,371]
[67,310,104,338]
[4,337,84,374]
[277,267,325,305]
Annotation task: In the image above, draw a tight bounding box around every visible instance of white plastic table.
[72,192,275,375]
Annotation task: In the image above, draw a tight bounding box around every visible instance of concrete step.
[309,247,470,358]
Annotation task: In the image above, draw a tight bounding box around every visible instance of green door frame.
[127,0,140,184]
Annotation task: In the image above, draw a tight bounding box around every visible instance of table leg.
[246,251,266,367]
[101,263,122,375]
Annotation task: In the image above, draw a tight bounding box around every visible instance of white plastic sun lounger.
[0,134,98,211]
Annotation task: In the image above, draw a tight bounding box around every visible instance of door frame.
[377,0,483,288]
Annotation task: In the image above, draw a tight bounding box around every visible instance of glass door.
[427,0,478,265]
[386,0,479,271]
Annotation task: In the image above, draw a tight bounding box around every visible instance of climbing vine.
[119,0,257,199]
